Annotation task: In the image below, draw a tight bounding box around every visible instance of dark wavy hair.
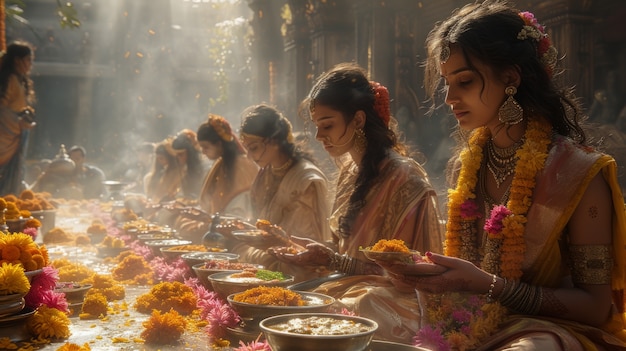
[240,104,314,164]
[0,41,35,105]
[424,0,585,143]
[300,62,408,238]
[197,117,244,190]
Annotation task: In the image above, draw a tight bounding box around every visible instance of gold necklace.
[486,138,522,188]
[271,158,294,176]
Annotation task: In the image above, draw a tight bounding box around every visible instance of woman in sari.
[0,41,36,196]
[234,104,331,279]
[171,129,207,201]
[270,63,443,342]
[176,114,258,243]
[377,1,626,350]
[144,139,182,204]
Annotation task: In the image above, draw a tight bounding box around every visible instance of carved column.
[535,0,596,104]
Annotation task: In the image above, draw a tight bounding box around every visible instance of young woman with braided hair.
[269,62,443,342]
[375,1,626,350]
[175,114,258,243]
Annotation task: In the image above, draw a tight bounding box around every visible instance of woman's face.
[16,55,32,75]
[175,149,188,166]
[311,103,356,157]
[242,136,280,168]
[155,154,169,168]
[199,140,222,160]
[440,48,507,131]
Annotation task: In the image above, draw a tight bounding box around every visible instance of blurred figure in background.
[0,41,36,196]
[171,129,207,200]
[68,145,106,199]
[122,141,155,194]
[175,114,258,243]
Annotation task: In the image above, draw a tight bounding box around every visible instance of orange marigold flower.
[23,218,41,229]
[81,293,108,318]
[140,309,187,344]
[56,342,91,351]
[0,245,21,261]
[26,305,71,339]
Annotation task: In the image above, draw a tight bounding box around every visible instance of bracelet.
[329,253,357,275]
[486,274,498,303]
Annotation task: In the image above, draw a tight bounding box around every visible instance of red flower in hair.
[370,81,390,127]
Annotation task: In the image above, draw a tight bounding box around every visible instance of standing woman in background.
[175,114,258,243]
[0,41,36,196]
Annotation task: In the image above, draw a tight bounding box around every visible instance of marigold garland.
[444,118,552,279]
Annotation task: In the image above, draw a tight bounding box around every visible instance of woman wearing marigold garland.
[175,115,258,243]
[376,1,626,350]
[270,63,444,342]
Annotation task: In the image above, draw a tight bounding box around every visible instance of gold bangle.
[486,274,498,303]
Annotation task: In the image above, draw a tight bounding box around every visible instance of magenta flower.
[483,205,512,237]
[233,339,271,351]
[22,227,38,239]
[460,199,481,219]
[414,325,450,351]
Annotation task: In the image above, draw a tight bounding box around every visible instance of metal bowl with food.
[208,269,295,300]
[160,244,227,260]
[192,262,264,289]
[181,251,239,268]
[227,288,335,322]
[144,239,193,257]
[259,313,378,351]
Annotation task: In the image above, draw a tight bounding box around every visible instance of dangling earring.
[498,86,524,125]
[353,128,367,154]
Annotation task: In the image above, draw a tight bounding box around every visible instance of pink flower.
[483,205,512,237]
[414,325,450,351]
[460,199,481,219]
[204,301,241,339]
[233,339,271,351]
[22,227,38,239]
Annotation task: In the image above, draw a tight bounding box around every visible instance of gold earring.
[498,86,523,125]
[353,128,367,153]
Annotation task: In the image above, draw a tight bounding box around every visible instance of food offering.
[96,235,129,258]
[227,286,335,321]
[232,219,305,252]
[359,239,421,264]
[192,262,264,289]
[360,239,446,275]
[208,268,295,300]
[259,313,378,351]
[160,244,226,260]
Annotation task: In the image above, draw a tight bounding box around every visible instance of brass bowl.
[259,313,378,351]
[208,270,294,301]
[181,252,239,269]
[192,262,263,290]
[227,290,335,322]
[144,239,192,257]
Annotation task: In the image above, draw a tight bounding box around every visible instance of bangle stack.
[498,280,543,315]
[486,274,498,303]
[329,253,357,275]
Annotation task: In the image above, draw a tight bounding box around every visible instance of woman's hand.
[268,237,334,267]
[378,252,494,295]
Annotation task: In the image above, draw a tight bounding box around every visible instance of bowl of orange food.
[208,268,294,300]
[160,244,227,260]
[192,262,264,289]
[228,287,335,322]
[259,313,378,351]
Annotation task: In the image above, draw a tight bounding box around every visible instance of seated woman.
[377,2,626,350]
[175,114,258,243]
[270,63,443,342]
[234,103,331,279]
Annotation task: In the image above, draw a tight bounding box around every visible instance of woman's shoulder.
[382,152,428,177]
